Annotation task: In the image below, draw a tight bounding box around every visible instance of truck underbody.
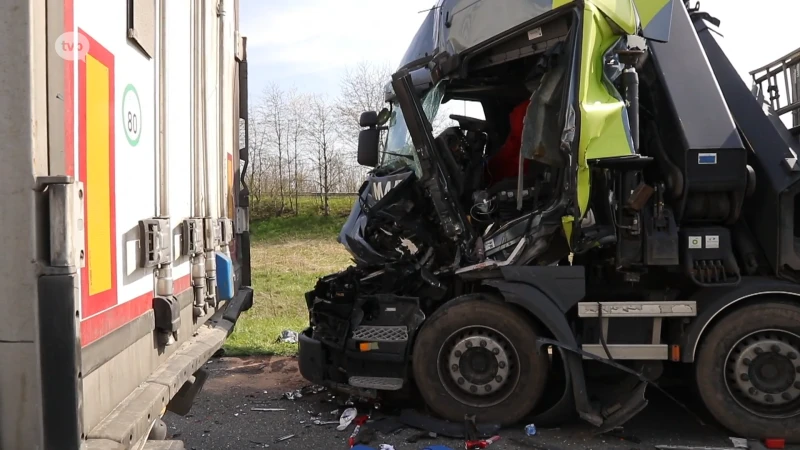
[299,0,800,442]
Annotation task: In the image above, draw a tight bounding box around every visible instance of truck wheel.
[412,294,549,425]
[695,301,800,441]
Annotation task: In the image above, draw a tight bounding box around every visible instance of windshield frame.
[380,82,446,177]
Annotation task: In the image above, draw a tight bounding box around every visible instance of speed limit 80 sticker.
[122,84,142,146]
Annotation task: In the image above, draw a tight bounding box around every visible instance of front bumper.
[298,327,326,385]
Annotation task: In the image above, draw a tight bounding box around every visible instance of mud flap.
[536,337,649,430]
[537,337,706,429]
[596,382,649,434]
[166,368,209,416]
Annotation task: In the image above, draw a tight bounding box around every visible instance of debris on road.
[251,408,286,412]
[525,423,537,436]
[730,438,749,449]
[405,431,437,444]
[763,439,785,449]
[282,390,302,401]
[378,445,395,450]
[348,415,370,447]
[282,384,326,401]
[275,434,295,443]
[656,446,740,450]
[397,409,500,439]
[370,417,405,435]
[466,435,501,449]
[313,420,340,425]
[277,330,299,344]
[337,407,358,431]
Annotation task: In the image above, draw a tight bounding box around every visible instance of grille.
[352,325,408,342]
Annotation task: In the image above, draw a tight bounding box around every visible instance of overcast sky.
[240,0,799,103]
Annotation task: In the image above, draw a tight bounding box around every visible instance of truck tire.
[412,294,550,425]
[695,301,800,441]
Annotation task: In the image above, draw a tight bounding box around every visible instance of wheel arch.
[682,278,800,363]
[481,278,595,425]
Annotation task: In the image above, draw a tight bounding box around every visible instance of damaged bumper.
[298,327,325,385]
[299,271,426,393]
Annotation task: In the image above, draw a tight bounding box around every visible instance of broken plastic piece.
[277,330,299,343]
[730,438,748,449]
[282,390,302,400]
[337,407,358,431]
[379,445,396,450]
[276,434,295,442]
[524,424,536,436]
[348,415,370,447]
[314,420,340,425]
[764,439,785,450]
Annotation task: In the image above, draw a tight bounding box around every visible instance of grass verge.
[224,196,354,356]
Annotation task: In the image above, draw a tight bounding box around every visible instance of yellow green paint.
[633,0,671,30]
[588,0,638,34]
[562,215,575,248]
[574,2,634,220]
[552,0,574,8]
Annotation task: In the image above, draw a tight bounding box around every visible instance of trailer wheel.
[696,301,800,441]
[412,294,549,425]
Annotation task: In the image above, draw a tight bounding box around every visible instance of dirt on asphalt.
[164,356,763,450]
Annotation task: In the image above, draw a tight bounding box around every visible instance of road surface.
[164,356,754,450]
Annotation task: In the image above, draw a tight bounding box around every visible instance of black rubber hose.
[624,68,640,151]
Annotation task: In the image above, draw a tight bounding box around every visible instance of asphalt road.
[164,356,762,450]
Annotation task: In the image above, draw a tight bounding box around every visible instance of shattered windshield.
[381,83,446,177]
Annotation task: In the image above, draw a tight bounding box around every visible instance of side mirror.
[360,111,378,127]
[358,128,380,167]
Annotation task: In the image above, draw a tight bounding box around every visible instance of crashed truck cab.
[301,0,800,442]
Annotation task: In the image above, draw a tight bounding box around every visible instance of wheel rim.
[436,326,520,408]
[724,328,800,419]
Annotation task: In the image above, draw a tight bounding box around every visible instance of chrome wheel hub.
[447,335,511,396]
[726,329,800,418]
[437,326,520,408]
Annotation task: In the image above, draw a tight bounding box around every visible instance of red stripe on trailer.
[78,30,118,319]
[81,274,193,346]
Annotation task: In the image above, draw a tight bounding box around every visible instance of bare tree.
[308,95,339,216]
[287,90,310,215]
[264,84,287,213]
[246,103,271,213]
[336,60,392,151]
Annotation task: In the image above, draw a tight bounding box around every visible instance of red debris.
[764,439,785,449]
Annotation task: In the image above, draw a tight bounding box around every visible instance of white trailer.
[0,0,253,448]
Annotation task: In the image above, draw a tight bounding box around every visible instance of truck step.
[352,325,409,342]
[581,344,668,360]
[578,301,697,318]
[143,441,185,450]
[348,376,404,391]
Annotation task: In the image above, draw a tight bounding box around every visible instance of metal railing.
[750,47,800,128]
